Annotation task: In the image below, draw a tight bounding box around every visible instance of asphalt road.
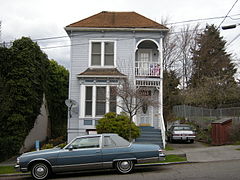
[2,160,240,180]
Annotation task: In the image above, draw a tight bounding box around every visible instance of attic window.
[90,41,115,67]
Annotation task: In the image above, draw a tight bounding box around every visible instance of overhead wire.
[2,13,240,50]
[217,0,239,29]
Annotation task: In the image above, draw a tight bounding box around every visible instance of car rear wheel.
[31,162,50,180]
[115,160,134,174]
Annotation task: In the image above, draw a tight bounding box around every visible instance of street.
[2,160,240,180]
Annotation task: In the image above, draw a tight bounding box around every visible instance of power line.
[228,32,240,45]
[217,0,239,29]
[3,13,240,50]
[167,14,240,25]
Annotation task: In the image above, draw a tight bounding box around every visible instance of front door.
[139,104,152,126]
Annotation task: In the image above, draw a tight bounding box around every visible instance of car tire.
[115,160,134,174]
[31,162,50,180]
[190,139,194,143]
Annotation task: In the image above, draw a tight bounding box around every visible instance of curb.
[0,161,194,177]
[136,160,195,167]
[0,173,30,177]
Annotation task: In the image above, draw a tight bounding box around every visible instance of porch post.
[159,37,166,148]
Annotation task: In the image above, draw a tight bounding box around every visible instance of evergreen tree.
[186,25,238,108]
[0,37,49,160]
[190,24,237,88]
[163,70,180,122]
[46,60,69,138]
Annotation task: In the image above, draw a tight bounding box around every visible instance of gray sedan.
[167,124,196,143]
[15,134,165,180]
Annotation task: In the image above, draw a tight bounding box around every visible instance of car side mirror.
[68,145,73,151]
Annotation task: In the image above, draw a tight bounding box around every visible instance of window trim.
[89,40,116,68]
[83,85,117,119]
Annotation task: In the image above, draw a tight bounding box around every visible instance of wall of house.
[67,30,165,142]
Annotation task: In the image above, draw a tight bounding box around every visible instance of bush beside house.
[96,112,140,141]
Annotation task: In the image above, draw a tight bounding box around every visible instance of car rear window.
[110,135,130,147]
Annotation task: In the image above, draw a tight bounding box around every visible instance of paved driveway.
[166,141,240,162]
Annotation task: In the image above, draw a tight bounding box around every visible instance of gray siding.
[67,30,164,142]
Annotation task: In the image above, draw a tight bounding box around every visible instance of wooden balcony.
[135,61,160,78]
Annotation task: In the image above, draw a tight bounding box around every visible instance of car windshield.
[173,126,192,131]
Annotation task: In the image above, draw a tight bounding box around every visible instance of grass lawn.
[164,154,187,163]
[0,166,19,175]
[165,145,174,151]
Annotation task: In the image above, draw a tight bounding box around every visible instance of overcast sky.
[0,0,239,72]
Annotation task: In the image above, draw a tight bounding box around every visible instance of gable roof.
[66,11,168,30]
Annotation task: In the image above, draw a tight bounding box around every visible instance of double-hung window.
[84,86,117,117]
[96,87,106,116]
[90,41,115,67]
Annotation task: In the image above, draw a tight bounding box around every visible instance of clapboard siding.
[67,30,165,142]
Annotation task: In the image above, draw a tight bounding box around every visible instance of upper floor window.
[90,41,115,67]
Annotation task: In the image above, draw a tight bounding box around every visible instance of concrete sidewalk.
[166,144,240,162]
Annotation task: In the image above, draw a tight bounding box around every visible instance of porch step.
[135,126,163,148]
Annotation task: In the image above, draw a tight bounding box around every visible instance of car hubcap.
[33,163,48,179]
[117,160,132,173]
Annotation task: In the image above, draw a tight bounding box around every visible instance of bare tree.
[162,20,200,88]
[113,79,158,140]
[177,24,200,88]
[162,19,181,71]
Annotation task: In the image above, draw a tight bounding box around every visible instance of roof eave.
[65,27,169,32]
[77,74,127,78]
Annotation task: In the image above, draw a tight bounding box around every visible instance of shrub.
[41,143,54,150]
[96,112,140,141]
[230,123,240,143]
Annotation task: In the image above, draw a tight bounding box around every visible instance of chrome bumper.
[159,152,166,161]
[14,164,20,172]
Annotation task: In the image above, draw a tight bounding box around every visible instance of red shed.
[211,118,232,145]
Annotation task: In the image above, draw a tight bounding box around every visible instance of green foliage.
[41,143,54,150]
[96,112,140,141]
[45,60,69,138]
[0,166,18,175]
[0,37,48,161]
[163,70,180,122]
[185,25,239,108]
[190,25,236,87]
[230,123,240,143]
[0,37,69,161]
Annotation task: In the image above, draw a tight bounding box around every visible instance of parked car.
[167,124,196,143]
[15,134,165,180]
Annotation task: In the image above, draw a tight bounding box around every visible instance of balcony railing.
[135,61,160,77]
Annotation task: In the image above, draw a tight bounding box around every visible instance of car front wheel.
[115,160,134,174]
[31,162,50,180]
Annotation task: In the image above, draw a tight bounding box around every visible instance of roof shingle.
[66,11,168,30]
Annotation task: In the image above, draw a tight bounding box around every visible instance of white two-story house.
[65,11,168,147]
